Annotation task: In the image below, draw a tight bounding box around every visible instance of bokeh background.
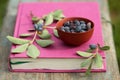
[0,0,120,71]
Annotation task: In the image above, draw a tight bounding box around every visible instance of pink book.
[9,2,106,72]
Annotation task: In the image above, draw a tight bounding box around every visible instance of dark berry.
[80,30,86,32]
[64,26,70,32]
[60,27,65,32]
[80,20,85,24]
[74,20,80,26]
[38,27,43,31]
[81,24,87,30]
[89,44,97,49]
[75,26,82,32]
[70,29,75,33]
[34,24,39,30]
[63,21,70,26]
[38,23,43,28]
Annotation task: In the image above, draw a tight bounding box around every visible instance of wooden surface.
[0,0,120,80]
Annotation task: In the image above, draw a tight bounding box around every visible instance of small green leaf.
[38,29,51,39]
[37,19,44,24]
[45,13,53,25]
[12,43,29,53]
[54,14,65,20]
[19,33,34,37]
[85,59,93,75]
[76,51,93,57]
[97,44,110,51]
[94,53,103,67]
[53,10,65,20]
[81,58,91,67]
[36,39,54,47]
[54,17,62,20]
[53,10,62,17]
[27,44,40,59]
[32,16,39,22]
[99,46,110,51]
[10,61,30,65]
[7,36,30,44]
[58,13,65,18]
[53,29,59,38]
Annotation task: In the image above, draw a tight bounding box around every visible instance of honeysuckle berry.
[89,44,97,49]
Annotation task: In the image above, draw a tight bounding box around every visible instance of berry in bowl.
[56,17,94,46]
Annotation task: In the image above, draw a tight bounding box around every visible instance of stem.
[29,31,37,45]
[43,26,56,29]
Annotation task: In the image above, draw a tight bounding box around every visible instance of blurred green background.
[0,0,120,70]
[0,0,8,29]
[108,0,120,69]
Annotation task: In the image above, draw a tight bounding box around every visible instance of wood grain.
[0,0,119,80]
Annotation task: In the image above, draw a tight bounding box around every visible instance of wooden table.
[0,0,120,80]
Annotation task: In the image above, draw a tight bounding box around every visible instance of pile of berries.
[60,20,92,33]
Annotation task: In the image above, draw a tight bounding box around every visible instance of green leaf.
[81,58,92,67]
[37,19,44,24]
[85,59,93,75]
[45,13,53,25]
[7,36,30,44]
[53,10,62,17]
[76,51,93,57]
[54,17,62,20]
[10,61,30,65]
[12,43,29,53]
[99,46,110,51]
[38,29,51,39]
[97,44,110,51]
[58,13,65,18]
[53,10,65,20]
[32,16,39,22]
[54,14,65,20]
[19,33,34,37]
[36,39,54,47]
[53,29,59,38]
[94,53,103,67]
[27,44,40,59]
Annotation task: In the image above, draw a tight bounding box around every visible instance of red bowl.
[56,17,94,46]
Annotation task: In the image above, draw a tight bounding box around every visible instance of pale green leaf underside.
[76,51,93,57]
[45,13,53,25]
[19,33,34,37]
[53,29,59,38]
[27,44,40,59]
[38,29,51,39]
[37,19,44,24]
[94,53,103,67]
[81,58,91,67]
[12,43,29,53]
[7,36,30,44]
[53,10,65,20]
[36,39,54,47]
[53,10,62,17]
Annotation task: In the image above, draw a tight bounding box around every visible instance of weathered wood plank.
[0,0,119,80]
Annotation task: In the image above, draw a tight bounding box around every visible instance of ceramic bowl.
[56,17,94,46]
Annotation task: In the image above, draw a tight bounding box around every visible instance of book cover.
[9,2,106,72]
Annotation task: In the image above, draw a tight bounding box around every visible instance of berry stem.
[92,46,99,58]
[29,31,37,45]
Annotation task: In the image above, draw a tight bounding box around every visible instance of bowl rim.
[56,17,94,34]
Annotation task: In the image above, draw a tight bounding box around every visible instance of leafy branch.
[76,44,110,75]
[7,9,65,58]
